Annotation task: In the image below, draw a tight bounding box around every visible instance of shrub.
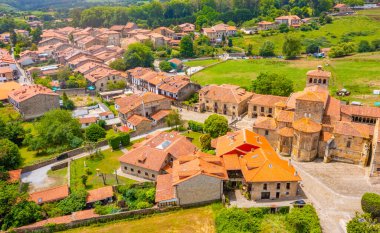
[358,40,373,53]
[119,133,130,146]
[347,213,380,233]
[56,190,87,215]
[85,124,106,142]
[159,60,172,72]
[107,135,120,150]
[188,120,204,132]
[361,192,380,218]
[259,41,275,57]
[200,134,211,150]
[215,208,261,233]
[286,204,322,233]
[204,114,229,138]
[278,206,290,214]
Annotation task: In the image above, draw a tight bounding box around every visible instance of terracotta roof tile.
[223,154,241,170]
[276,110,294,123]
[151,110,171,121]
[127,114,151,126]
[155,174,175,202]
[200,84,254,104]
[306,69,331,78]
[86,186,114,203]
[333,121,370,138]
[29,185,69,204]
[292,118,322,133]
[8,169,22,183]
[249,94,287,107]
[278,127,294,137]
[341,105,380,119]
[254,116,277,130]
[8,84,58,103]
[79,117,98,124]
[0,81,21,100]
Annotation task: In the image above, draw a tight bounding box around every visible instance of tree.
[358,40,373,53]
[31,26,42,43]
[347,213,380,233]
[2,201,43,230]
[200,134,212,150]
[259,41,275,57]
[228,38,233,47]
[56,66,72,82]
[204,114,229,138]
[279,23,289,33]
[329,42,356,58]
[343,0,364,6]
[251,72,294,96]
[306,43,320,54]
[166,109,183,130]
[81,174,88,187]
[246,44,253,56]
[180,35,194,58]
[109,58,127,71]
[216,207,261,233]
[124,43,154,69]
[28,110,83,152]
[286,205,322,233]
[372,39,380,51]
[85,124,106,142]
[362,192,380,218]
[4,121,26,146]
[107,80,127,90]
[56,190,87,215]
[159,60,172,72]
[283,35,302,59]
[0,139,21,170]
[62,92,75,110]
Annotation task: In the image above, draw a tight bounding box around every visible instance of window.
[124,166,127,170]
[261,107,264,112]
[263,183,267,190]
[268,108,272,113]
[276,183,281,189]
[101,83,104,87]
[261,192,270,199]
[253,106,257,111]
[107,77,110,80]
[131,168,134,172]
[152,174,155,178]
[265,130,269,136]
[346,141,351,148]
[285,192,289,195]
[323,79,326,84]
[286,183,290,189]
[138,170,141,174]
[145,172,148,176]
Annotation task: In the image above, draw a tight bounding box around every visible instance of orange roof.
[254,116,277,130]
[127,114,151,126]
[333,121,370,138]
[155,174,175,202]
[119,125,131,132]
[172,151,228,185]
[278,127,294,137]
[0,81,21,100]
[223,154,241,170]
[151,110,171,121]
[276,15,300,20]
[334,3,347,8]
[86,186,114,203]
[307,69,331,78]
[322,132,333,142]
[29,185,69,204]
[292,118,322,133]
[200,84,254,104]
[116,92,169,115]
[296,91,326,102]
[8,169,22,183]
[215,129,264,156]
[258,21,275,25]
[79,117,98,124]
[158,75,192,94]
[249,94,287,107]
[276,110,294,123]
[341,105,380,119]
[8,84,58,103]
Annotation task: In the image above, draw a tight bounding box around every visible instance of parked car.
[291,199,306,208]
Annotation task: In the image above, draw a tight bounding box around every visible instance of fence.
[55,88,86,96]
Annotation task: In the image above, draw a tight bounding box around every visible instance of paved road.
[21,127,174,191]
[12,51,33,85]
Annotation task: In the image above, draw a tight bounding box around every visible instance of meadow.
[233,12,380,55]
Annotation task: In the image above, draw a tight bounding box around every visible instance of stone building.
[248,94,287,118]
[251,66,380,168]
[198,84,254,118]
[84,67,127,92]
[8,85,60,120]
[119,131,197,181]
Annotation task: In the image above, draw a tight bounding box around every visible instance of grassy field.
[233,13,380,54]
[191,55,380,105]
[70,148,135,190]
[63,205,216,233]
[20,147,58,166]
[182,131,206,148]
[184,59,221,67]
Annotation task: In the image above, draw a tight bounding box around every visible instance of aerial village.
[0,2,379,233]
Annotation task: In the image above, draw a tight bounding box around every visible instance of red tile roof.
[155,174,175,202]
[254,116,277,130]
[86,186,114,203]
[127,114,151,126]
[200,84,254,104]
[29,185,69,204]
[8,169,22,183]
[341,105,380,119]
[333,121,370,138]
[292,118,322,133]
[249,94,287,107]
[8,84,58,103]
[151,110,171,121]
[79,117,98,124]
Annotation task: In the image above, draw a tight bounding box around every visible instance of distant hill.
[0,0,127,11]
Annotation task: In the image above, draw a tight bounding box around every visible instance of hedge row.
[107,133,130,150]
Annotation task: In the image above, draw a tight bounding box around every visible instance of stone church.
[251,66,380,176]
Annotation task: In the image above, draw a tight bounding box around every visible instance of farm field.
[63,205,216,233]
[191,54,380,105]
[70,148,135,190]
[233,13,380,54]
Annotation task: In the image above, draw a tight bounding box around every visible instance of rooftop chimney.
[317,65,323,71]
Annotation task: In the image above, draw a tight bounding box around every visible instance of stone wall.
[250,181,298,201]
[330,134,370,165]
[294,100,324,123]
[253,128,277,148]
[19,94,60,120]
[248,104,275,118]
[55,88,86,96]
[120,162,161,181]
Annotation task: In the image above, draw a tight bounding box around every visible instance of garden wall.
[55,88,86,96]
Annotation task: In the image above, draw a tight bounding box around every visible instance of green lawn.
[47,167,68,187]
[233,14,380,54]
[20,147,58,167]
[191,56,380,105]
[184,59,221,67]
[70,148,135,190]
[62,205,216,233]
[182,131,206,149]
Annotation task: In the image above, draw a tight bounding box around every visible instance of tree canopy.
[251,72,294,97]
[282,35,302,59]
[180,35,194,58]
[85,123,106,142]
[0,139,21,171]
[204,114,229,138]
[124,43,154,69]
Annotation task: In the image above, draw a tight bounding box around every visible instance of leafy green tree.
[329,42,356,58]
[286,205,322,233]
[159,61,172,72]
[180,35,194,58]
[107,80,127,90]
[0,181,25,220]
[228,38,233,47]
[204,114,228,138]
[372,39,380,51]
[81,174,88,187]
[166,109,183,130]
[259,41,275,57]
[0,139,21,170]
[31,26,42,43]
[200,134,212,150]
[283,35,302,59]
[246,44,253,56]
[3,121,25,146]
[216,207,261,233]
[343,0,364,6]
[358,40,373,53]
[56,66,72,82]
[109,58,127,71]
[56,190,87,215]
[124,43,154,69]
[28,110,83,152]
[2,201,43,230]
[347,213,380,233]
[279,24,289,33]
[62,92,75,110]
[251,72,294,96]
[85,124,106,142]
[362,192,380,218]
[306,43,320,54]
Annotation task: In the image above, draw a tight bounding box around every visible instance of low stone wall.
[55,88,86,96]
[51,162,68,171]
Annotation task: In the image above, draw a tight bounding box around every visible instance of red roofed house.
[275,15,302,27]
[0,66,15,82]
[8,84,60,120]
[202,23,237,43]
[84,67,127,92]
[119,131,197,180]
[257,21,278,31]
[334,4,352,14]
[79,117,98,128]
[86,186,114,206]
[29,185,69,205]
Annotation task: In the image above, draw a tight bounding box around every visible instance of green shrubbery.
[286,204,322,233]
[361,192,380,218]
[117,183,155,210]
[107,133,131,150]
[188,120,204,132]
